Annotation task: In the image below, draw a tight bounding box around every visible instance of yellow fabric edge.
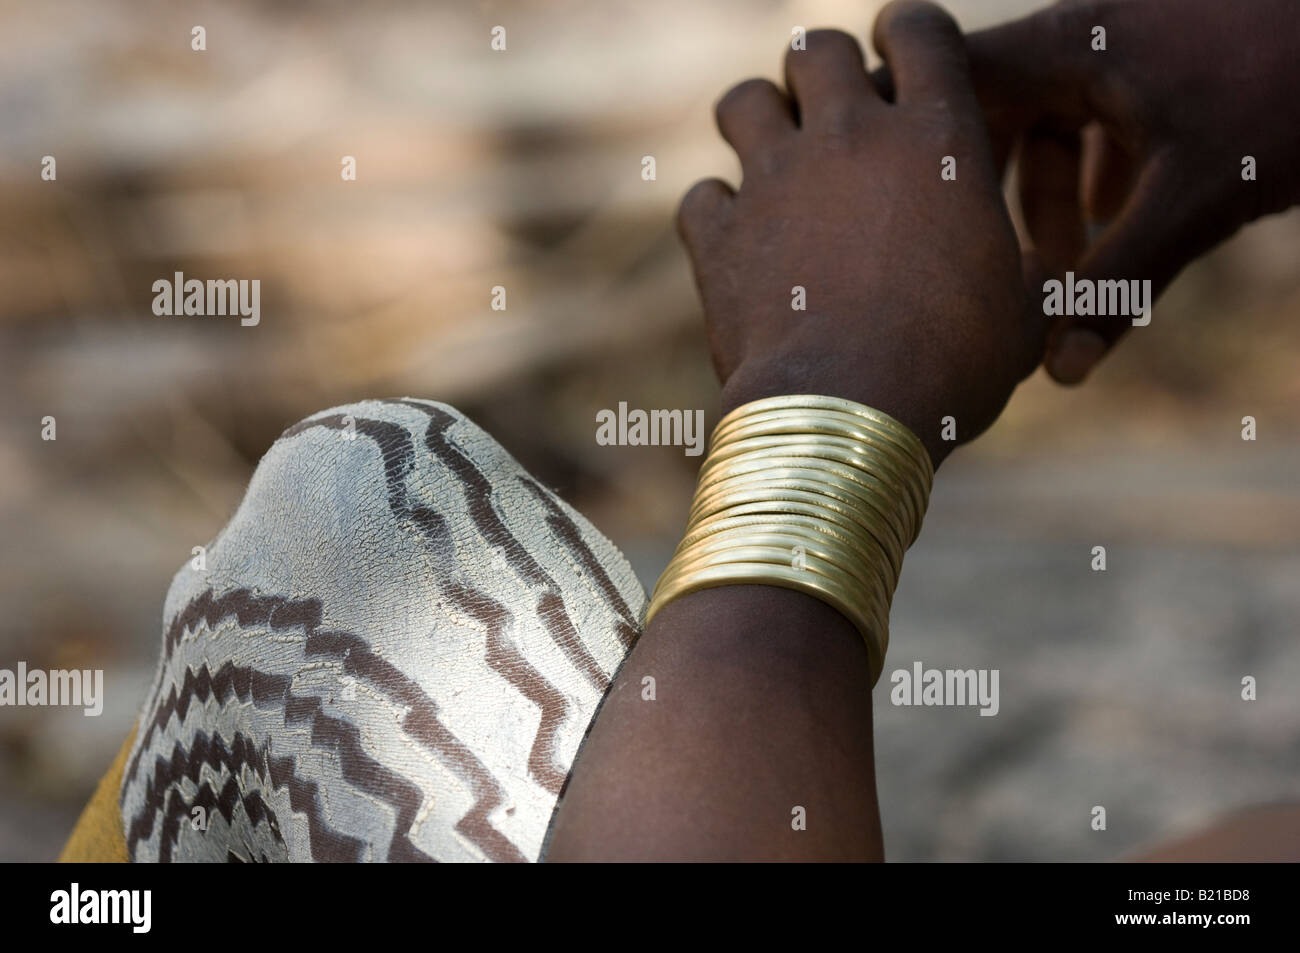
[58,722,135,863]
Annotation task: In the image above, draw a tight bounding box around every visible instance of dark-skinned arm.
[545,1,1047,862]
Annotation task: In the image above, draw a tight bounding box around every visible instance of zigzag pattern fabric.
[119,399,646,862]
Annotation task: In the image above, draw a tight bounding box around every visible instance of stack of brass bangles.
[645,394,934,686]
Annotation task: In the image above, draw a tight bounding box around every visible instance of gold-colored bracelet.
[645,395,933,686]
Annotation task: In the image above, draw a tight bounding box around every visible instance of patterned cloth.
[101,399,645,862]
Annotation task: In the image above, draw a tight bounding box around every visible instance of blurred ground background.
[1,0,1297,861]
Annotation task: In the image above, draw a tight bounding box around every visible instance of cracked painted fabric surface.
[120,399,646,862]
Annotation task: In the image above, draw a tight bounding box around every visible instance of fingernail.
[1048,329,1107,384]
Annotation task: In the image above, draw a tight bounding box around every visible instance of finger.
[1017,125,1085,279]
[964,5,1094,117]
[715,78,797,169]
[783,29,880,129]
[870,0,976,111]
[676,178,735,256]
[964,6,1095,170]
[1016,126,1087,377]
[1081,123,1138,224]
[1044,159,1194,384]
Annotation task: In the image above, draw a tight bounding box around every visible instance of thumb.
[1043,158,1195,384]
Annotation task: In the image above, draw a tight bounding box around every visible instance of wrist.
[720,362,950,470]
[650,393,935,686]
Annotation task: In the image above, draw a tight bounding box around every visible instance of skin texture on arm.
[545,2,1049,862]
[547,587,882,861]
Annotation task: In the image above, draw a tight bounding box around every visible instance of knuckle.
[909,102,965,147]
[803,29,864,65]
[804,28,859,51]
[818,100,865,140]
[750,146,790,177]
[677,180,728,235]
[679,179,714,213]
[882,0,960,39]
[716,78,777,121]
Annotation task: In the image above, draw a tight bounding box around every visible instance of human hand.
[951,0,1300,383]
[678,2,1046,468]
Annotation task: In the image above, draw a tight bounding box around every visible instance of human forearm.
[547,3,1044,862]
[544,585,881,861]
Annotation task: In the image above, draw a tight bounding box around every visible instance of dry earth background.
[1,0,1297,860]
